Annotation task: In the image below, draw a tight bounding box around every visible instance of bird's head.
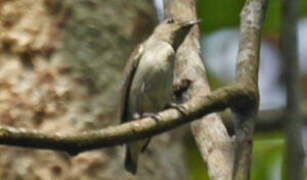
[153,17,201,50]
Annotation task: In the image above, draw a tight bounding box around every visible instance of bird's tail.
[124,139,151,174]
[125,145,138,174]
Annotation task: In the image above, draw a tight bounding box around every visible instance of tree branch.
[164,0,234,179]
[232,0,268,179]
[281,0,305,179]
[0,85,247,155]
[222,106,307,133]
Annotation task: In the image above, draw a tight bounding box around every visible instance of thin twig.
[222,106,307,133]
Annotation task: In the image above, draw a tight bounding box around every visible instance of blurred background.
[0,0,305,179]
[154,0,307,179]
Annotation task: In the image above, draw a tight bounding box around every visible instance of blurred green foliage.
[206,70,225,90]
[186,140,210,180]
[197,0,307,35]
[251,132,284,180]
[197,0,244,32]
[187,132,284,180]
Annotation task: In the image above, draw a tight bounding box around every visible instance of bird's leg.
[132,112,152,153]
[142,112,161,122]
[164,102,187,116]
[141,138,151,153]
[134,112,161,122]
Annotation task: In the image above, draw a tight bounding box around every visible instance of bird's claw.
[165,103,187,116]
[142,112,161,122]
[134,112,161,122]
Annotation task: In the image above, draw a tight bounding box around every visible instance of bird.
[119,17,201,174]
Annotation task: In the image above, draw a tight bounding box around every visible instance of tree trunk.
[0,0,189,179]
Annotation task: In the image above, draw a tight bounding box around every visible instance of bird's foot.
[141,138,151,153]
[165,103,187,116]
[142,112,161,122]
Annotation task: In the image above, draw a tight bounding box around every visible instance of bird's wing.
[119,44,144,124]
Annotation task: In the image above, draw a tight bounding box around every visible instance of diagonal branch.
[0,85,247,155]
[232,0,268,179]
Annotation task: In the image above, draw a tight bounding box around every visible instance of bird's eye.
[167,18,175,24]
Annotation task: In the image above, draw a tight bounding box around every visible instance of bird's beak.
[182,19,202,27]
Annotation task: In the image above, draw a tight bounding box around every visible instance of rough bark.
[0,0,189,179]
[232,0,268,179]
[281,0,305,179]
[164,0,234,179]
